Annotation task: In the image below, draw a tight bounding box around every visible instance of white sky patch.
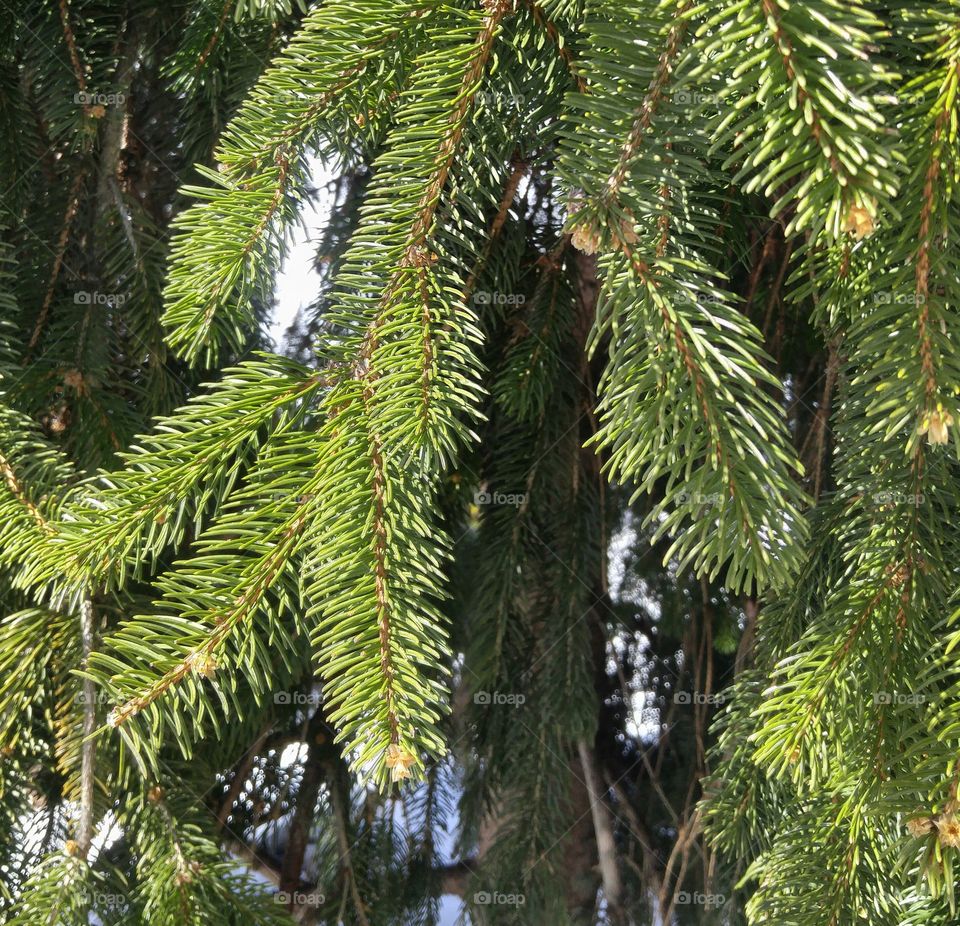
[269,155,337,351]
[607,514,670,742]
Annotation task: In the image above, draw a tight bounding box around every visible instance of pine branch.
[162,0,431,365]
[300,0,516,787]
[693,0,899,240]
[58,355,321,591]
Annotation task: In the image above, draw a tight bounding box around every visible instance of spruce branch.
[194,0,236,72]
[58,355,322,590]
[301,0,515,787]
[693,0,900,239]
[162,0,432,365]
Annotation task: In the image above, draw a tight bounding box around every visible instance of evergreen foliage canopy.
[2,0,960,924]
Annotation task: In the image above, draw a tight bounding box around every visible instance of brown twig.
[25,171,86,361]
[196,0,236,72]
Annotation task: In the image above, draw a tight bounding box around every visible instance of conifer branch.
[463,158,528,293]
[107,500,312,728]
[60,357,322,589]
[604,2,692,200]
[303,2,516,785]
[759,0,846,183]
[0,451,53,535]
[526,1,586,93]
[57,0,87,96]
[24,171,85,361]
[913,59,960,407]
[195,0,236,72]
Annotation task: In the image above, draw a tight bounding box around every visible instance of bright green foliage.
[695,0,899,240]
[57,355,321,591]
[702,5,960,926]
[161,0,428,365]
[4,0,960,924]
[557,0,809,592]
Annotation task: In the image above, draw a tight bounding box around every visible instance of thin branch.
[526,0,586,93]
[24,171,85,361]
[760,0,845,182]
[77,595,97,856]
[58,0,87,95]
[196,0,236,72]
[0,451,55,535]
[110,499,313,726]
[578,740,624,918]
[605,2,692,201]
